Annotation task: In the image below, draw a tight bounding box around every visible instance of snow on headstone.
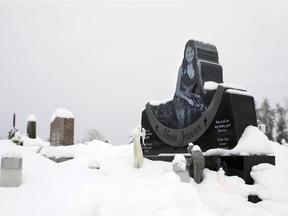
[204,82,247,92]
[232,126,274,156]
[172,154,189,183]
[172,154,187,172]
[225,89,252,97]
[27,114,36,122]
[205,126,274,156]
[51,108,74,123]
[204,81,219,91]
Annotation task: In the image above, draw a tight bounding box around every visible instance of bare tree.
[82,129,106,142]
[256,98,275,140]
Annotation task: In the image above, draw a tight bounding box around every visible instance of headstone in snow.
[141,39,258,161]
[50,108,74,146]
[187,145,205,184]
[27,114,36,139]
[1,156,22,187]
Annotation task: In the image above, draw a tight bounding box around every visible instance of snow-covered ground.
[1,127,288,216]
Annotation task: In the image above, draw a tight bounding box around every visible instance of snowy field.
[1,127,288,216]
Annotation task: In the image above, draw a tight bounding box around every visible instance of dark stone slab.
[204,155,275,184]
[194,40,219,63]
[27,121,36,139]
[199,60,223,84]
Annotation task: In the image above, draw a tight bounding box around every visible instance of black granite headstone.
[142,86,258,158]
[141,39,259,164]
[27,121,36,139]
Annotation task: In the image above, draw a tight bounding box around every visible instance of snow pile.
[204,82,247,92]
[204,81,219,91]
[20,135,50,147]
[26,114,36,122]
[88,158,100,169]
[221,83,247,91]
[205,126,273,156]
[0,128,288,216]
[39,140,133,160]
[50,108,74,123]
[231,126,273,155]
[172,154,187,171]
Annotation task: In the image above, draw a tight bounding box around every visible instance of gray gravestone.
[1,157,22,187]
[187,145,205,184]
[50,117,74,146]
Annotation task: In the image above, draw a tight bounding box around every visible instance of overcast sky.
[0,1,287,144]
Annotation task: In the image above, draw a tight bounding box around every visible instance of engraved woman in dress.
[173,40,206,128]
[150,40,206,129]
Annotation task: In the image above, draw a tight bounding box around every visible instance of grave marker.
[1,156,22,187]
[27,114,36,139]
[50,108,74,146]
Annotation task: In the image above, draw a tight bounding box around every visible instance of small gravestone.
[1,155,22,187]
[50,108,74,146]
[27,114,36,139]
[187,145,205,184]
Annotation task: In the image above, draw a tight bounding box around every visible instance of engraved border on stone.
[145,85,225,147]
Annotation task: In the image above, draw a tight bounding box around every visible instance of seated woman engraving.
[151,40,206,129]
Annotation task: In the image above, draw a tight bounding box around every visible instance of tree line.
[256,98,288,144]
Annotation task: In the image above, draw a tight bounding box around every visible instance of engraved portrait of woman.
[151,40,206,129]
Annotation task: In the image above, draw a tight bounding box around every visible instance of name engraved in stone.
[179,125,202,146]
[163,128,178,142]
